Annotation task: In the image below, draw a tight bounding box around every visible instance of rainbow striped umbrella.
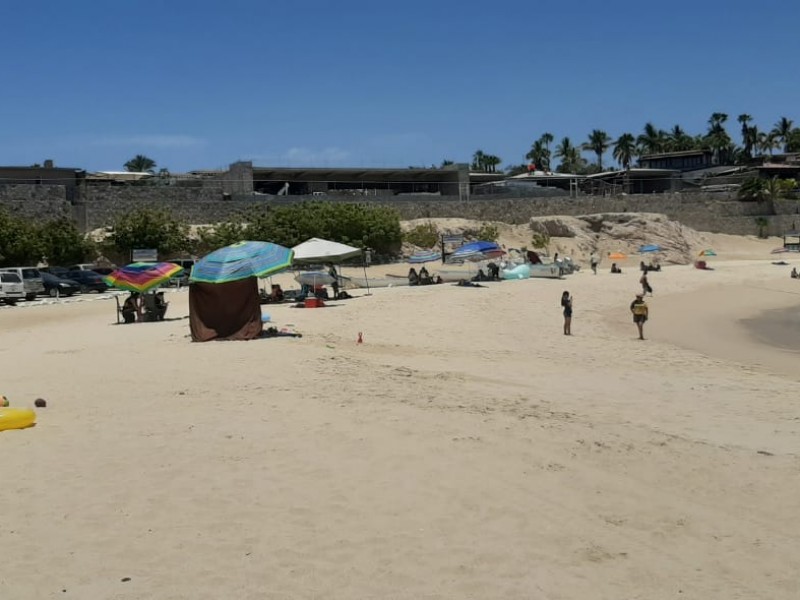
[103,262,184,293]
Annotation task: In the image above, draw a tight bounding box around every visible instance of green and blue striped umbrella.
[190,241,294,284]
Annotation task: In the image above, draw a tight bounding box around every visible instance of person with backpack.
[630,293,649,340]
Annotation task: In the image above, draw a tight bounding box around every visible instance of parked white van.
[0,272,25,305]
[1,267,45,300]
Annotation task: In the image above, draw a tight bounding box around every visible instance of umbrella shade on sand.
[608,252,628,260]
[448,241,504,263]
[190,241,293,284]
[408,250,442,264]
[639,244,662,253]
[103,262,184,293]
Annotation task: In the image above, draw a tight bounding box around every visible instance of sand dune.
[1,250,799,598]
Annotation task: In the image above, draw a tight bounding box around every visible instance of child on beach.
[561,291,573,336]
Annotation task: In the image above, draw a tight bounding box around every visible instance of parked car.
[0,267,45,300]
[67,270,109,293]
[41,272,82,298]
[165,258,195,286]
[0,272,25,305]
[67,263,115,276]
[43,266,72,279]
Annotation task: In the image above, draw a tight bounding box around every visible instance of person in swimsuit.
[561,290,573,336]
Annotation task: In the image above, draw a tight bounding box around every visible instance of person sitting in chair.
[265,284,284,303]
[121,292,139,324]
[487,262,500,280]
[408,267,419,286]
[154,292,168,320]
[419,265,432,285]
[610,263,622,274]
[791,267,798,279]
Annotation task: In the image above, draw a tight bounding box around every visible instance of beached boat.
[529,263,562,279]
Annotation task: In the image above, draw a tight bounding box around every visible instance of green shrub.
[403,222,439,248]
[108,208,191,258]
[199,202,403,256]
[0,209,94,267]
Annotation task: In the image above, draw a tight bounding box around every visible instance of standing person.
[327,263,340,299]
[561,290,573,336]
[630,292,648,340]
[590,252,599,275]
[640,271,653,296]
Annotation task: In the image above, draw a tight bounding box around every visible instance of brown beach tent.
[189,277,263,342]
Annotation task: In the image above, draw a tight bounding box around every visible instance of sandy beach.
[1,247,799,599]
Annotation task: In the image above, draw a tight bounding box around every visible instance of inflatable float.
[501,264,532,280]
[0,408,36,431]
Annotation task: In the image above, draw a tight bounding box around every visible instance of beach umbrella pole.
[362,255,371,296]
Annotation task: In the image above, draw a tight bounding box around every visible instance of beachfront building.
[0,160,86,201]
[639,149,716,172]
[584,168,680,195]
[188,162,472,200]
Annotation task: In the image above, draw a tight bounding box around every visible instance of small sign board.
[132,248,158,262]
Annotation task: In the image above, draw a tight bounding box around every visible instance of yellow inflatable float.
[0,408,36,431]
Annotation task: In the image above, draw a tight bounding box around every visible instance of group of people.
[560,290,650,340]
[408,266,442,286]
[121,291,168,324]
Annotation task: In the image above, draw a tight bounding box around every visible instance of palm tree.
[583,129,611,170]
[124,155,157,173]
[555,137,581,173]
[637,123,666,155]
[758,132,780,156]
[666,125,695,152]
[613,133,636,169]
[483,154,502,173]
[771,117,794,152]
[539,132,554,153]
[738,114,753,157]
[471,150,486,172]
[525,140,548,170]
[705,113,733,164]
[786,128,800,153]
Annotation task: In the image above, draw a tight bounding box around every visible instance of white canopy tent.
[291,238,369,295]
[291,238,362,263]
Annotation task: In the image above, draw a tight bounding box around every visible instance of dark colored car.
[42,266,71,279]
[41,272,82,298]
[67,270,109,293]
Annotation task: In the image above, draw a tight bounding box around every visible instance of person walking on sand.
[630,292,648,340]
[590,253,599,275]
[561,290,573,335]
[640,271,653,296]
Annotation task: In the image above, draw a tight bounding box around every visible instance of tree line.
[464,113,800,175]
[0,203,403,268]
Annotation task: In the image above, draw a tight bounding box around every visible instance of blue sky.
[2,0,798,173]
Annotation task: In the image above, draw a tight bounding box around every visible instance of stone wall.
[2,184,798,237]
[0,184,73,219]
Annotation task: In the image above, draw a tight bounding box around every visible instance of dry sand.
[1,240,799,599]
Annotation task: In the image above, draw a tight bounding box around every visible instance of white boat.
[294,271,335,286]
[529,263,563,279]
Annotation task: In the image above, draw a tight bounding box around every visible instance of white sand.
[1,247,799,598]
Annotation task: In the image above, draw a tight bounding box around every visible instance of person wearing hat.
[630,292,649,340]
